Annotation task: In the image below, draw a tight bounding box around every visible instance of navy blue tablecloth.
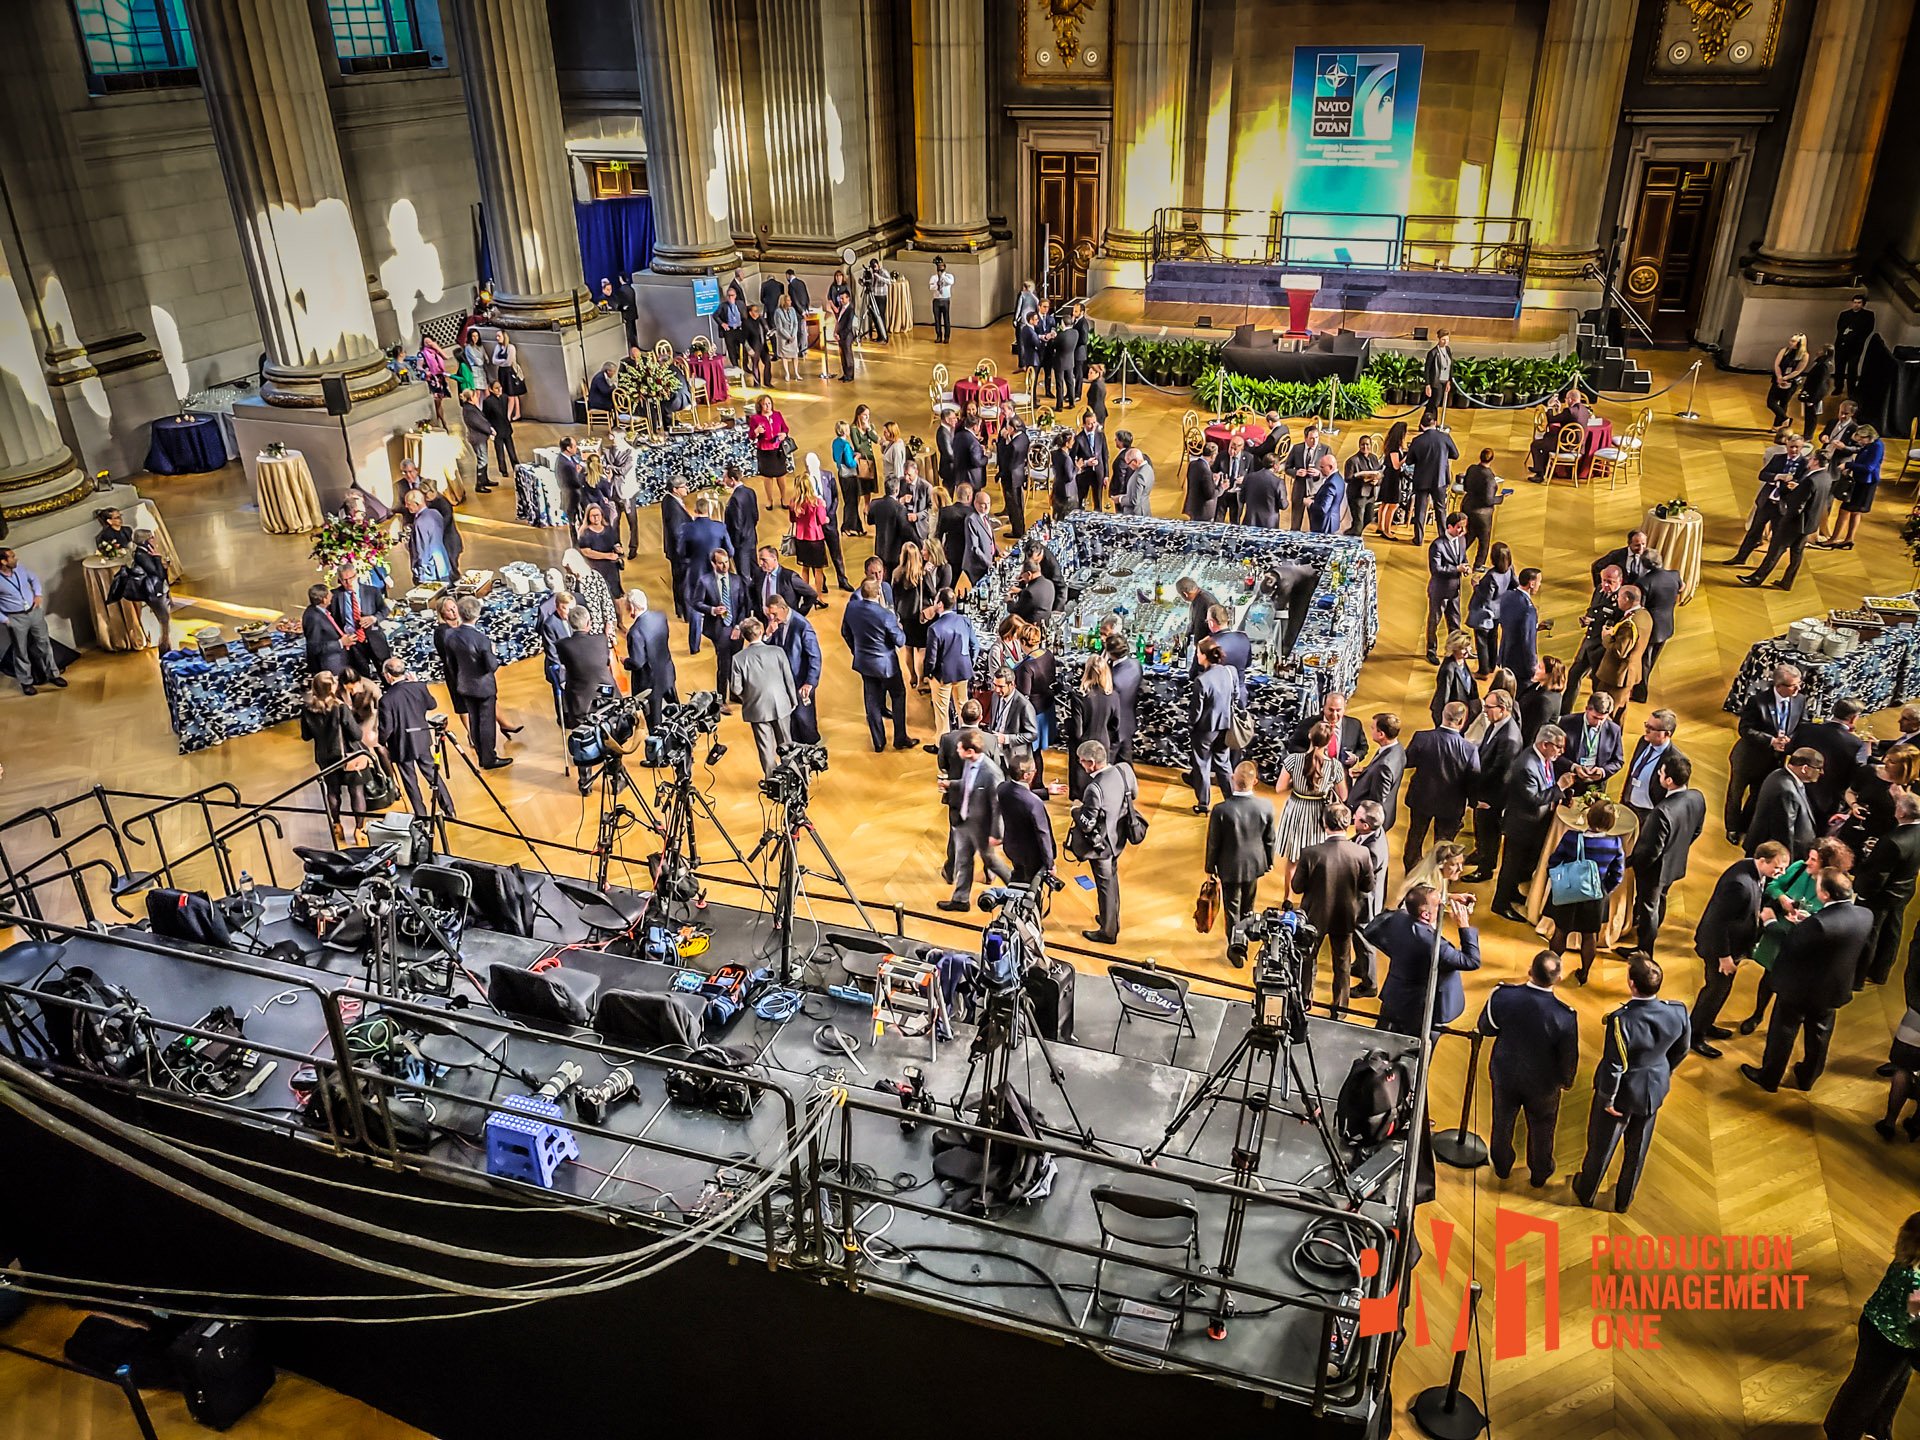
[145,415,228,475]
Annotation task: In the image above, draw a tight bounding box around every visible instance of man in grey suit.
[727,617,798,776]
[1119,449,1155,516]
[1293,802,1375,1013]
[1625,752,1706,957]
[1349,801,1391,994]
[1744,748,1822,858]
[1347,714,1406,832]
[937,728,1014,910]
[1187,637,1239,813]
[1071,740,1136,944]
[1205,761,1277,968]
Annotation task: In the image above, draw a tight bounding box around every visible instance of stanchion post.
[1113,347,1137,408]
[1410,1280,1488,1438]
[1675,359,1702,421]
[1432,1028,1489,1169]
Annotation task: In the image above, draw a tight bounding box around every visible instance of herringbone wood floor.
[3,320,1917,1437]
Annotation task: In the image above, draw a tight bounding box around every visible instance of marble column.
[181,0,391,407]
[1516,0,1640,285]
[632,0,741,274]
[910,0,991,249]
[1744,0,1912,285]
[1102,0,1194,285]
[0,236,88,524]
[449,0,593,324]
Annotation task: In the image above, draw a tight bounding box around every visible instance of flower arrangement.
[311,514,390,575]
[628,354,678,406]
[974,360,994,380]
[1034,408,1056,430]
[264,441,288,459]
[689,336,712,357]
[96,537,128,561]
[1651,497,1692,519]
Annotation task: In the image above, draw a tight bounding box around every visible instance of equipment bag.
[1022,958,1077,1042]
[1336,1049,1415,1150]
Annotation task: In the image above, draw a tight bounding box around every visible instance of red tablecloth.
[1581,417,1614,478]
[953,376,1013,409]
[1205,420,1270,447]
[681,352,729,404]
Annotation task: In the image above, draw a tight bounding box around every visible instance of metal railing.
[1147,208,1531,278]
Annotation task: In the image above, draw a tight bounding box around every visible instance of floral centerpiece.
[688,336,712,357]
[311,513,390,576]
[974,360,994,380]
[1651,497,1692,519]
[629,354,678,407]
[96,536,128,562]
[263,441,288,459]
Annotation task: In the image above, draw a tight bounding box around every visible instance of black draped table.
[145,414,229,475]
[960,512,1378,781]
[159,562,551,753]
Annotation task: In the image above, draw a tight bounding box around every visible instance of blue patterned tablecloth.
[631,425,756,504]
[1724,609,1920,721]
[961,512,1378,781]
[161,569,550,753]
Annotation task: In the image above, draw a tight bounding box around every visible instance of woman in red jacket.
[748,394,793,511]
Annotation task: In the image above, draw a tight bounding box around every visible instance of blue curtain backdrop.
[575,197,655,287]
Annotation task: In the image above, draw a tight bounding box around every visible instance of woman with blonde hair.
[881,420,908,488]
[1067,654,1118,800]
[1764,332,1809,437]
[772,292,802,383]
[892,541,936,689]
[1822,1211,1920,1438]
[790,454,830,598]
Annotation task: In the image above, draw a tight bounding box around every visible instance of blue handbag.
[1548,832,1605,905]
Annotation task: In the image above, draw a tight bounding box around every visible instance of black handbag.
[361,758,399,811]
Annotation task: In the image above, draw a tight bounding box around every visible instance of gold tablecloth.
[82,555,153,651]
[1525,803,1641,950]
[1643,506,1703,605]
[886,275,913,335]
[403,429,467,503]
[254,451,324,534]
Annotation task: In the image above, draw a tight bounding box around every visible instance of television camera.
[568,689,725,794]
[758,742,828,818]
[1237,905,1316,1043]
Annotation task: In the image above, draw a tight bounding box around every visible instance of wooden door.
[1620,160,1724,345]
[1033,150,1101,299]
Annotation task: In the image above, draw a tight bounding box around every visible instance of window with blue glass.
[71,0,197,94]
[325,0,446,73]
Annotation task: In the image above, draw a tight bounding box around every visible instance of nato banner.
[1286,46,1423,266]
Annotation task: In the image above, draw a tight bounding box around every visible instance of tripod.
[646,747,754,924]
[746,797,873,985]
[586,756,665,894]
[958,980,1096,1151]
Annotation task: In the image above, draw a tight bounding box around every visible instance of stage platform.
[1088,285,1579,358]
[1146,261,1523,322]
[0,830,1416,1440]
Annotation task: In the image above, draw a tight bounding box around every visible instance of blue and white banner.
[1286,46,1423,265]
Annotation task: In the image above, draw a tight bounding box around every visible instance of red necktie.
[348,591,363,643]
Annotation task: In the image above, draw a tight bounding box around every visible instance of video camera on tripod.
[1238,904,1318,1043]
[758,741,828,817]
[566,686,640,791]
[646,691,724,770]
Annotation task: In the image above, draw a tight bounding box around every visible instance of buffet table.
[631,424,756,504]
[1723,598,1920,720]
[959,512,1378,781]
[159,563,551,753]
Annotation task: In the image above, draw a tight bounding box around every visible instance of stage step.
[1576,323,1653,394]
[1146,261,1522,322]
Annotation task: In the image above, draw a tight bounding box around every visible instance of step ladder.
[874,955,947,1062]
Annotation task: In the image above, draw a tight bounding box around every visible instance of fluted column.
[633,0,741,274]
[910,0,990,249]
[449,0,592,325]
[0,238,87,523]
[1104,0,1194,279]
[1745,0,1912,285]
[181,0,390,407]
[1517,0,1640,285]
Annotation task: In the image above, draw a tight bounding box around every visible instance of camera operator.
[1070,740,1138,945]
[377,657,455,815]
[729,616,798,775]
[622,587,677,733]
[1367,883,1481,1038]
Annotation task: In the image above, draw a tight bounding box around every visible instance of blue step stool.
[484,1094,579,1188]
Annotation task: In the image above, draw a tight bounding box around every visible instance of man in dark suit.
[1424,512,1471,664]
[1240,459,1284,529]
[1741,461,1833,590]
[622,587,678,735]
[1293,802,1374,1012]
[750,546,819,621]
[995,416,1031,537]
[1283,425,1333,531]
[1174,577,1220,645]
[1476,950,1580,1186]
[867,480,911,574]
[1288,692,1368,770]
[1555,694,1625,788]
[659,477,692,619]
[1625,752,1705,958]
[1725,663,1807,842]
[1495,569,1543,679]
[992,753,1056,885]
[1370,884,1482,1035]
[1742,873,1872,1093]
[1069,413,1108,511]
[1103,633,1142,764]
[834,292,857,382]
[1213,434,1251,525]
[441,595,510,770]
[327,563,391,679]
[1562,566,1624,701]
[1195,604,1251,701]
[536,590,574,727]
[1687,842,1789,1057]
[1350,801,1391,991]
[676,498,731,652]
[763,593,821,743]
[480,380,517,479]
[1348,713,1407,832]
[1007,558,1057,624]
[924,589,975,737]
[1187,637,1239,814]
[841,577,914,752]
[935,485,973,566]
[376,657,455,815]
[1270,559,1322,661]
[1572,955,1690,1213]
[1724,435,1810,567]
[1493,725,1573,922]
[1206,761,1277,968]
[1465,691,1523,882]
[953,419,989,498]
[936,729,1013,910]
[556,607,615,730]
[784,269,810,357]
[1857,791,1920,988]
[1400,702,1479,870]
[1632,557,1680,701]
[1183,442,1221,522]
[1589,530,1652,588]
[1072,740,1136,943]
[1405,412,1459,544]
[1795,697,1869,822]
[693,550,750,700]
[722,471,761,582]
[302,582,348,677]
[986,667,1038,762]
[1745,748,1822,858]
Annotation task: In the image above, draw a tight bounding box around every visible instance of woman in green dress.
[1737,835,1853,1034]
[1824,1211,1920,1439]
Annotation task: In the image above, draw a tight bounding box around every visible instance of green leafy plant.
[1085,333,1225,390]
[1193,367,1382,420]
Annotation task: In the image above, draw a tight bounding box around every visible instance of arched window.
[71,0,196,94]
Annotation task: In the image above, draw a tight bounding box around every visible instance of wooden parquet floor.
[3,322,1918,1438]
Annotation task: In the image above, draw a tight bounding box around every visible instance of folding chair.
[1107,962,1196,1063]
[1078,1181,1205,1350]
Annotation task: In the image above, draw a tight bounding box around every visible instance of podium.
[1279,274,1321,338]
